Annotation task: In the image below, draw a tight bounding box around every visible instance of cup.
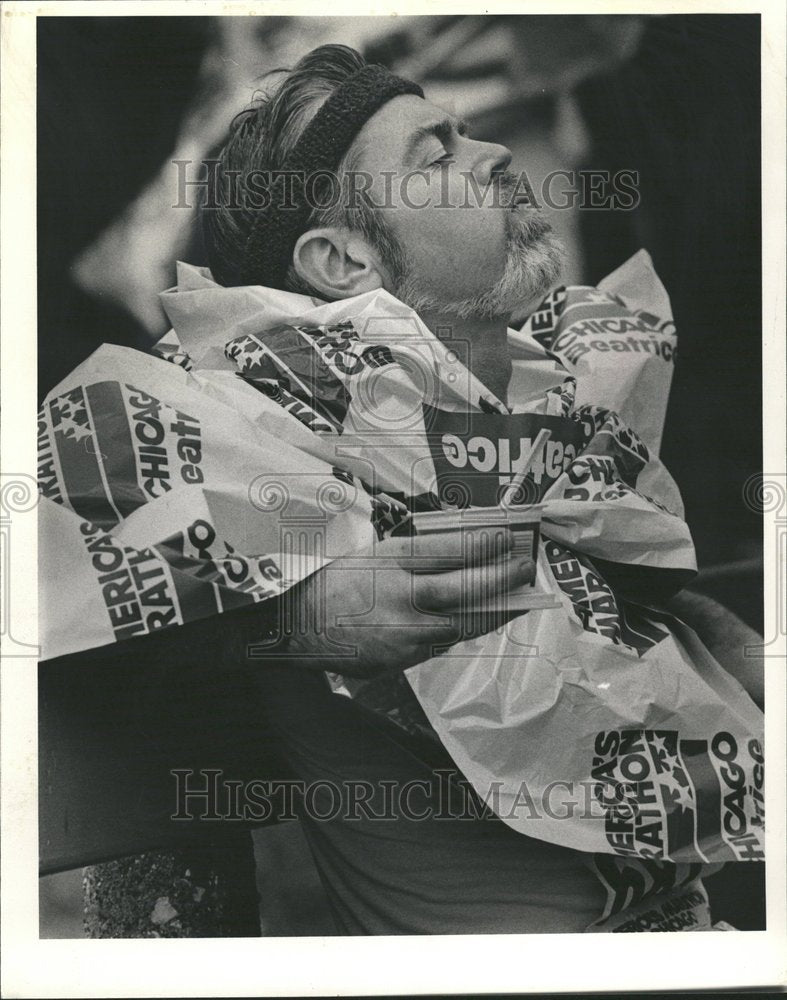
[409,504,558,612]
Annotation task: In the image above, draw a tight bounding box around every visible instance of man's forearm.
[666,589,764,709]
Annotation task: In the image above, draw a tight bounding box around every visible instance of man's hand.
[246,527,535,678]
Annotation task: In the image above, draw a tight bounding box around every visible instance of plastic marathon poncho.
[39,250,763,931]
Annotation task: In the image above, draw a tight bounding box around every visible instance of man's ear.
[292,227,385,299]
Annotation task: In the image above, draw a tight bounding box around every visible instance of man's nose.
[474,141,513,185]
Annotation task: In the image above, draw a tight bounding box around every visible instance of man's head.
[203,44,564,321]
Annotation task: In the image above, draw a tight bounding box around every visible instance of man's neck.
[419,310,513,406]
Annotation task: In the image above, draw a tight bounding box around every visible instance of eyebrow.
[403,117,468,163]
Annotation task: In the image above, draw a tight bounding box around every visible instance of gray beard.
[394,210,566,321]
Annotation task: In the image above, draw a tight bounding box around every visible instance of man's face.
[351,95,564,319]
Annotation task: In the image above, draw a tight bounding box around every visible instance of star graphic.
[54,399,74,422]
[239,342,266,371]
[660,770,694,810]
[652,738,681,769]
[58,415,92,442]
[649,734,671,758]
[56,393,87,423]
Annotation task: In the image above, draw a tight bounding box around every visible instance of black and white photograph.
[1,1,785,996]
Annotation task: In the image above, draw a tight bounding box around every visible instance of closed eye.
[429,122,468,167]
[430,150,455,167]
[409,117,470,167]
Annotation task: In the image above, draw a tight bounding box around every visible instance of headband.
[240,64,424,290]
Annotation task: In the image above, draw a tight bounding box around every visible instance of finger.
[414,594,531,658]
[428,605,529,653]
[413,555,536,611]
[394,525,513,572]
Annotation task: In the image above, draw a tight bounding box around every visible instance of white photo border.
[2,1,785,996]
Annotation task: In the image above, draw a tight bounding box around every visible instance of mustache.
[496,170,538,209]
[506,201,554,248]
